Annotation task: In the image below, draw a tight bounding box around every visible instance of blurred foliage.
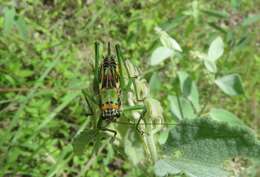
[0,0,259,176]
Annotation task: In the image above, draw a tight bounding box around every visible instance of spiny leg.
[115,44,143,101]
[135,108,147,135]
[97,118,117,142]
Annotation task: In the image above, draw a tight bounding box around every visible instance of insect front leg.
[115,44,144,102]
[115,44,126,89]
[93,42,100,94]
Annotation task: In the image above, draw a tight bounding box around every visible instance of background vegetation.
[0,0,259,176]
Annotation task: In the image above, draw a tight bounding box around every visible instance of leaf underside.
[155,118,260,177]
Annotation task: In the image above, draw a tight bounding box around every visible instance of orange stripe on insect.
[101,104,119,110]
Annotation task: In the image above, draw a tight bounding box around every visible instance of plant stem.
[176,90,184,120]
[198,83,215,117]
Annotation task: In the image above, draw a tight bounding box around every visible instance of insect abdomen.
[100,89,121,119]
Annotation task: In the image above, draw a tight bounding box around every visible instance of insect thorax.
[99,56,121,120]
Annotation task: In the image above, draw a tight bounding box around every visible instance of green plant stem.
[198,83,215,117]
[170,55,184,120]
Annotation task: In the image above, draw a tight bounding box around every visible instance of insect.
[81,42,148,141]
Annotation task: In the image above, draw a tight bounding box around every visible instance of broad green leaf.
[150,47,174,66]
[155,27,182,52]
[209,108,248,128]
[168,95,196,120]
[204,59,217,73]
[208,36,224,61]
[154,118,260,177]
[155,159,229,177]
[149,72,161,95]
[177,71,200,112]
[124,130,145,165]
[73,129,99,155]
[3,7,16,35]
[215,74,244,96]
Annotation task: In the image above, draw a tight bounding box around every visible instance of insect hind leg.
[97,118,117,142]
[81,90,94,116]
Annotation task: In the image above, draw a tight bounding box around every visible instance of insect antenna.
[114,121,196,127]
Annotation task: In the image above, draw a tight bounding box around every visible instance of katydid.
[82,42,147,141]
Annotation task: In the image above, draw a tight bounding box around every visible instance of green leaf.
[201,9,229,19]
[208,36,224,61]
[208,22,227,34]
[124,130,145,165]
[73,129,99,155]
[155,159,229,177]
[242,14,260,27]
[150,47,174,66]
[154,118,260,177]
[231,0,240,10]
[149,72,161,95]
[204,58,217,73]
[168,95,196,120]
[15,16,28,39]
[215,74,244,96]
[3,7,16,35]
[209,108,248,128]
[177,71,200,112]
[155,27,182,52]
[158,129,169,145]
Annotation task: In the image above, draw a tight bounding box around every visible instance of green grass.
[0,0,259,176]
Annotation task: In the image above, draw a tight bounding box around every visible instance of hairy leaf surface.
[155,119,260,177]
